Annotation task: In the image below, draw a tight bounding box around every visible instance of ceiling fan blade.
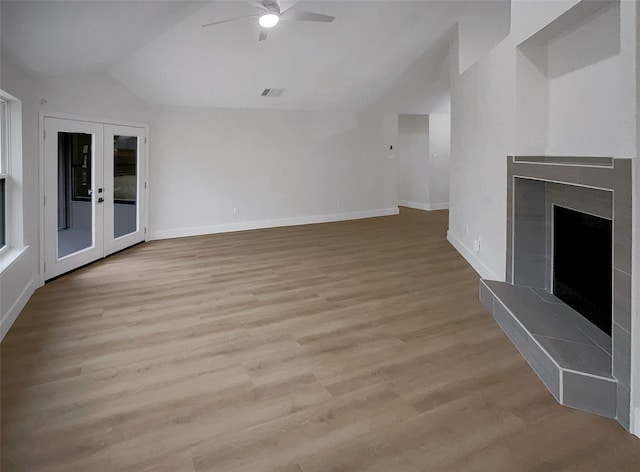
[279,1,298,14]
[202,14,259,28]
[281,10,335,23]
[259,29,268,41]
[248,0,269,12]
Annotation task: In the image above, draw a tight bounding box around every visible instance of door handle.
[97,197,104,203]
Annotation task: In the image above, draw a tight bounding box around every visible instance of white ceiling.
[1,1,510,113]
[0,1,204,76]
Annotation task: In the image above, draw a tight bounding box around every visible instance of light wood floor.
[2,209,639,471]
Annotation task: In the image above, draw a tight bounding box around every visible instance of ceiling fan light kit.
[202,0,335,42]
[258,12,280,28]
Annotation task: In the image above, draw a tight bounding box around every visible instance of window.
[0,98,8,251]
[0,89,24,263]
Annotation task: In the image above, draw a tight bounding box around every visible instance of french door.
[44,117,146,280]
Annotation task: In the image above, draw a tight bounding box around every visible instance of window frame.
[0,89,25,269]
[0,97,9,255]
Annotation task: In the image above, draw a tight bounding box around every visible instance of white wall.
[515,38,550,155]
[0,53,149,338]
[396,113,450,212]
[547,1,636,157]
[457,0,511,73]
[510,1,580,45]
[35,73,149,126]
[514,1,635,158]
[371,32,452,115]
[148,107,398,239]
[448,37,516,280]
[428,114,450,207]
[396,115,430,209]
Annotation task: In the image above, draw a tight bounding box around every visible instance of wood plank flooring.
[2,208,639,471]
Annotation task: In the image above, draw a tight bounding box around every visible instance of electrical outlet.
[473,238,481,253]
[233,207,238,215]
[465,225,469,236]
[336,200,340,208]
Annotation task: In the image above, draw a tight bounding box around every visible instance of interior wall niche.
[515,0,635,157]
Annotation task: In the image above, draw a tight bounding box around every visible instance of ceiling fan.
[202,0,335,41]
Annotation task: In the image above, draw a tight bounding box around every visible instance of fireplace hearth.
[479,155,632,431]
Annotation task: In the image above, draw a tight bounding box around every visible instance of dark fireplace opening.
[553,206,612,335]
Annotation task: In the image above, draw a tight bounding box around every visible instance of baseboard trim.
[398,200,429,211]
[398,200,449,211]
[1,275,39,341]
[446,230,501,280]
[428,202,449,211]
[151,207,400,240]
[633,407,640,438]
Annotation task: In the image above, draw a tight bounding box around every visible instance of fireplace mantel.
[479,156,633,430]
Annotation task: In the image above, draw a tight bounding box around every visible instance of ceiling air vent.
[261,88,284,98]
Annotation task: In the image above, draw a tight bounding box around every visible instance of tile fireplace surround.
[479,156,633,430]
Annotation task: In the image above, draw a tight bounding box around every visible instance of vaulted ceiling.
[1,1,510,113]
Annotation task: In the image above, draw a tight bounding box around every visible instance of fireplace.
[553,206,612,336]
[479,156,632,431]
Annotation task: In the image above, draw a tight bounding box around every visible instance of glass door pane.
[57,132,94,258]
[113,135,138,238]
[103,124,145,257]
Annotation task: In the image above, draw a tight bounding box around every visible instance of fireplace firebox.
[553,206,612,336]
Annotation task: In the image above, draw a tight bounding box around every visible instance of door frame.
[39,112,149,284]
